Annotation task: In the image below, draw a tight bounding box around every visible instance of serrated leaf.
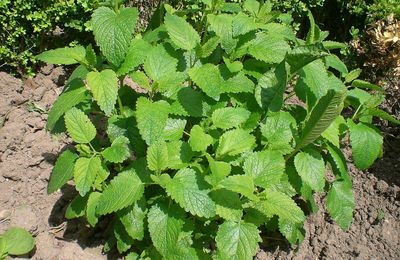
[188,125,213,152]
[348,120,383,170]
[136,97,170,145]
[74,156,101,196]
[321,116,345,147]
[248,32,290,63]
[345,68,362,83]
[215,221,261,260]
[210,189,242,221]
[173,87,205,117]
[286,44,328,74]
[65,194,89,219]
[97,170,144,215]
[47,150,78,194]
[64,107,96,144]
[216,129,255,158]
[212,107,250,130]
[325,143,351,183]
[147,140,169,173]
[86,191,102,227]
[232,12,260,37]
[243,150,285,189]
[189,64,224,100]
[86,69,119,116]
[324,54,348,75]
[278,218,305,245]
[199,36,220,58]
[218,175,256,200]
[118,38,152,75]
[36,45,86,65]
[117,198,147,241]
[144,44,178,82]
[351,79,382,92]
[327,180,354,229]
[205,154,231,186]
[366,108,400,125]
[207,14,237,53]
[163,118,187,141]
[164,168,216,218]
[223,71,255,94]
[114,220,134,253]
[102,136,130,163]
[294,148,325,192]
[129,71,151,91]
[166,141,193,170]
[2,227,35,255]
[165,13,200,50]
[92,7,138,66]
[46,79,91,131]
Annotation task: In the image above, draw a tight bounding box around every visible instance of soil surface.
[0,68,399,259]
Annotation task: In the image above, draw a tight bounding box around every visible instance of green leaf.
[223,71,255,94]
[210,189,243,221]
[47,150,78,194]
[243,150,285,189]
[188,125,213,152]
[36,45,86,65]
[86,69,119,116]
[0,237,6,258]
[205,154,231,186]
[165,13,200,50]
[351,79,383,92]
[327,180,354,229]
[65,194,89,219]
[366,108,400,125]
[164,168,216,218]
[46,80,91,131]
[348,120,383,170]
[189,64,224,100]
[199,36,220,58]
[64,107,96,144]
[278,218,305,245]
[86,191,102,227]
[166,141,193,170]
[163,118,187,141]
[232,12,260,37]
[207,14,237,53]
[286,44,328,74]
[218,175,257,200]
[324,54,348,75]
[321,116,345,148]
[129,71,151,91]
[136,97,170,145]
[117,199,147,241]
[216,129,256,158]
[144,44,178,82]
[248,32,290,64]
[118,38,152,75]
[102,136,130,163]
[215,221,261,260]
[147,140,169,173]
[249,191,305,224]
[296,89,346,150]
[2,227,35,255]
[255,61,288,111]
[345,68,362,83]
[97,170,144,215]
[294,148,326,192]
[212,107,250,130]
[114,220,134,253]
[325,143,351,182]
[74,156,102,196]
[92,7,138,66]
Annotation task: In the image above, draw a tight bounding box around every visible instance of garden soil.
[0,68,399,259]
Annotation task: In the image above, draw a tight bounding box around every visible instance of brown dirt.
[0,68,399,259]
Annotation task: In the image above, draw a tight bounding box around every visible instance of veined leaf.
[218,175,257,200]
[205,154,231,186]
[74,156,102,196]
[163,118,187,141]
[216,129,256,158]
[102,136,130,163]
[366,108,400,125]
[86,69,119,116]
[199,36,220,58]
[147,140,169,173]
[207,14,237,53]
[248,32,290,64]
[188,125,213,152]
[278,218,305,245]
[286,44,328,74]
[118,38,152,75]
[2,227,35,255]
[212,107,250,130]
[327,180,354,229]
[65,194,89,219]
[189,63,224,100]
[165,13,200,50]
[64,107,96,144]
[117,198,147,241]
[210,189,243,221]
[144,44,178,82]
[97,170,144,215]
[36,45,86,65]
[114,220,134,253]
[166,141,193,170]
[294,148,326,192]
[47,150,78,194]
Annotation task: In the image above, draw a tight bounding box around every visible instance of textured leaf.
[212,107,250,130]
[147,140,169,173]
[86,69,119,116]
[324,54,348,75]
[199,36,220,58]
[74,156,102,196]
[118,38,152,75]
[189,64,224,100]
[348,121,383,170]
[144,44,178,81]
[97,170,144,215]
[294,148,326,192]
[102,136,130,163]
[188,125,213,152]
[173,87,206,117]
[117,199,147,240]
[278,218,305,245]
[218,175,256,200]
[36,46,86,65]
[248,32,290,63]
[215,221,261,260]
[64,107,96,144]
[327,180,354,229]
[86,191,102,227]
[286,44,328,74]
[325,143,351,183]
[366,108,400,125]
[205,154,231,186]
[232,12,260,37]
[47,150,78,194]
[210,189,242,221]
[166,141,193,170]
[165,13,200,50]
[243,150,285,189]
[223,72,255,94]
[164,168,216,218]
[136,97,170,145]
[65,194,89,219]
[321,116,345,148]
[216,129,255,158]
[46,80,91,131]
[92,7,138,66]
[207,14,237,53]
[163,118,187,141]
[2,227,35,255]
[114,220,134,253]
[351,79,382,92]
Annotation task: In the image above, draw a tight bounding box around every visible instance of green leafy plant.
[39,0,399,258]
[0,227,35,259]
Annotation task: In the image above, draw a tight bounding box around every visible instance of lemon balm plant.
[38,0,399,258]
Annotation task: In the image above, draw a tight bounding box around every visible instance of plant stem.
[118,96,124,116]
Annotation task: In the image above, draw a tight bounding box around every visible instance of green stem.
[115,0,119,13]
[352,105,362,120]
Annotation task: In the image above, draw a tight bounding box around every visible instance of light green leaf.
[294,148,326,192]
[163,118,187,141]
[165,13,200,50]
[207,14,237,53]
[114,220,134,253]
[86,191,102,227]
[278,218,305,245]
[144,44,178,82]
[223,71,255,94]
[210,189,242,221]
[188,125,213,152]
[199,36,220,58]
[118,38,152,75]
[129,71,151,91]
[212,107,250,130]
[351,79,382,92]
[166,141,193,170]
[345,68,362,83]
[248,32,290,63]
[92,7,138,66]
[215,221,261,260]
[286,44,328,74]
[65,194,89,219]
[2,227,35,255]
[324,54,348,75]
[348,120,383,170]
[321,115,345,147]
[232,12,260,37]
[47,150,78,194]
[97,170,144,215]
[64,107,96,144]
[36,45,86,65]
[86,69,119,116]
[216,129,256,158]
[218,175,256,200]
[205,154,231,186]
[164,168,216,218]
[117,199,147,241]
[243,0,260,16]
[136,97,170,145]
[102,136,130,163]
[189,63,224,100]
[366,108,400,125]
[147,140,169,173]
[74,156,102,196]
[327,180,354,229]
